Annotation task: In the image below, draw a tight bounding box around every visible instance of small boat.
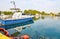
[0,28,9,36]
[0,12,34,25]
[0,1,34,26]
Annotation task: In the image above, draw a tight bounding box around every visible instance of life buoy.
[0,28,9,36]
[20,35,30,39]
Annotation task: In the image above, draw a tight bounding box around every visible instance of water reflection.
[1,16,60,39]
[33,16,60,21]
[0,20,34,30]
[19,16,60,39]
[9,16,60,39]
[33,16,45,21]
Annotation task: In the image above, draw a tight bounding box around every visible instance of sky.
[0,0,60,13]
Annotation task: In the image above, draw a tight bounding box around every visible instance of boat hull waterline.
[0,18,33,25]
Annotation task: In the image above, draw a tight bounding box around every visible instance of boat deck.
[0,15,34,20]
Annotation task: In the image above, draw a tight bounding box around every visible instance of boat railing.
[0,15,12,20]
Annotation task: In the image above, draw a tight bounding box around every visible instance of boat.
[0,1,34,26]
[0,12,34,25]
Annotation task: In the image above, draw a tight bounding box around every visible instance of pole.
[11,1,16,9]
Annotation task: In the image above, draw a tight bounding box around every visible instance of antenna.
[10,1,21,12]
[11,1,16,10]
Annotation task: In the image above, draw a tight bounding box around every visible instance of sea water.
[18,17,60,39]
[1,17,60,39]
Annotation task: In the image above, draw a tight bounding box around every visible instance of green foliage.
[49,12,55,16]
[41,11,46,15]
[24,10,30,15]
[24,9,49,15]
[58,12,60,14]
[0,11,1,15]
[24,9,57,16]
[24,10,40,15]
[3,11,13,15]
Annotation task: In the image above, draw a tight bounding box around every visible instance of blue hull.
[0,18,34,29]
[1,18,33,25]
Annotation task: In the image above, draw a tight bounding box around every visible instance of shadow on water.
[0,20,34,30]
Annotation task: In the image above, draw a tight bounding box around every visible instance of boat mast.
[11,1,16,9]
[10,1,21,12]
[11,1,17,12]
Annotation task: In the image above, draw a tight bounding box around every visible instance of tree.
[41,11,46,15]
[24,10,30,15]
[0,11,1,15]
[49,12,55,16]
[3,11,13,15]
[50,12,54,15]
[24,9,40,15]
[58,12,60,14]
